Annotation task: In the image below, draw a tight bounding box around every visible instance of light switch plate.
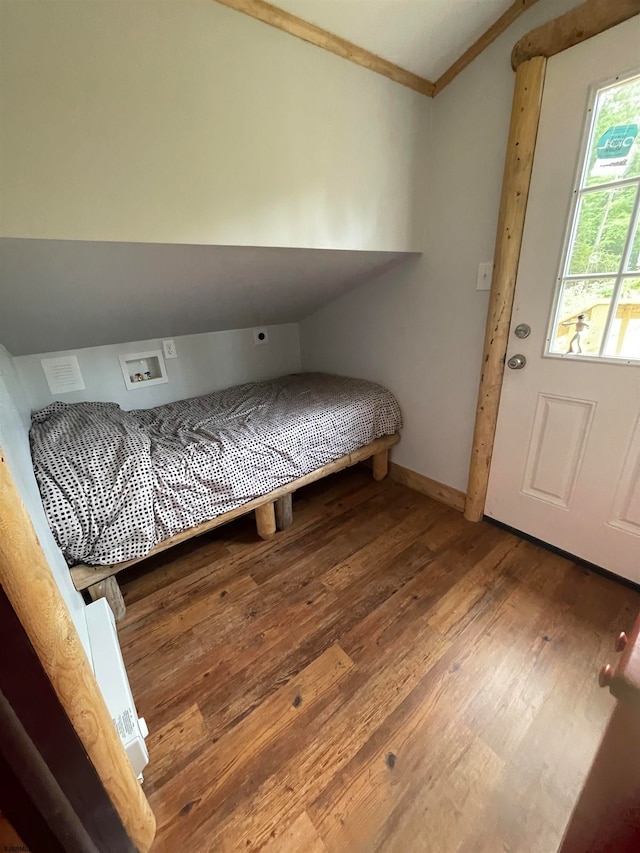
[476,261,493,291]
[162,339,177,359]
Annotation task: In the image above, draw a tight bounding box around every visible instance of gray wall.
[0,239,412,356]
[0,344,91,656]
[16,324,301,412]
[302,0,580,492]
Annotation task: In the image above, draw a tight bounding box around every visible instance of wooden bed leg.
[372,449,389,481]
[275,493,293,530]
[87,576,126,622]
[255,502,276,540]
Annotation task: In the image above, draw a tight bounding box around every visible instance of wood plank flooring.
[117,467,640,853]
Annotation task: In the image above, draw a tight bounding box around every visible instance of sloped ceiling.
[0,240,417,356]
[268,0,515,80]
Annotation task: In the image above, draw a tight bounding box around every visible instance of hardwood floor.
[117,468,640,852]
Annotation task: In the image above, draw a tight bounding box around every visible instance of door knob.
[599,663,613,688]
[616,632,628,652]
[507,354,527,370]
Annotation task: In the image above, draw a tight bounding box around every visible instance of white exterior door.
[486,18,640,584]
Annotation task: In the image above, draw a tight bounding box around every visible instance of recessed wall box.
[119,350,168,391]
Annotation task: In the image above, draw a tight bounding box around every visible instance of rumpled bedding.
[30,373,402,566]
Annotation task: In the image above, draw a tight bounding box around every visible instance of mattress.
[30,373,402,567]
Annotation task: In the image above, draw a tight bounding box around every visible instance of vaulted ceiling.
[268,0,516,80]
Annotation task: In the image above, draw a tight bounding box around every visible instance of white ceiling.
[0,240,416,355]
[269,0,514,80]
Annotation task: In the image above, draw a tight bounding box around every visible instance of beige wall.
[302,0,580,492]
[0,0,430,252]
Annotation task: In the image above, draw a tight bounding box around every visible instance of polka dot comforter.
[30,373,402,567]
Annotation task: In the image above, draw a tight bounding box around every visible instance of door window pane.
[567,185,637,275]
[604,278,640,358]
[584,76,640,188]
[626,211,640,272]
[547,72,640,363]
[551,278,615,355]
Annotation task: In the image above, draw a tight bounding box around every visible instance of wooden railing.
[555,300,640,355]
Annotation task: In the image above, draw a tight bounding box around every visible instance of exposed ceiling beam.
[212,0,435,97]
[512,0,640,68]
[213,0,639,101]
[433,0,542,95]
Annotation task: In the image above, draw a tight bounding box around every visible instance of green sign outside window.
[591,123,638,177]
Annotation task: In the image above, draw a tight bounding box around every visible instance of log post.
[0,450,156,852]
[255,501,277,539]
[464,56,546,522]
[511,0,640,69]
[87,576,126,622]
[275,493,293,530]
[372,449,389,482]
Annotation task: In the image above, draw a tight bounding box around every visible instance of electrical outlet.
[162,339,177,359]
[476,262,493,291]
[253,328,269,346]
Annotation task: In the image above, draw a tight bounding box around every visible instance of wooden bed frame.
[70,433,399,620]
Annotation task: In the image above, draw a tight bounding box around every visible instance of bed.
[30,373,402,618]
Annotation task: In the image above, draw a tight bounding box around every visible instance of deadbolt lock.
[514,323,531,339]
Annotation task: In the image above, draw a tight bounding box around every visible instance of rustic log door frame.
[464,0,640,522]
[0,451,156,851]
[0,585,136,852]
